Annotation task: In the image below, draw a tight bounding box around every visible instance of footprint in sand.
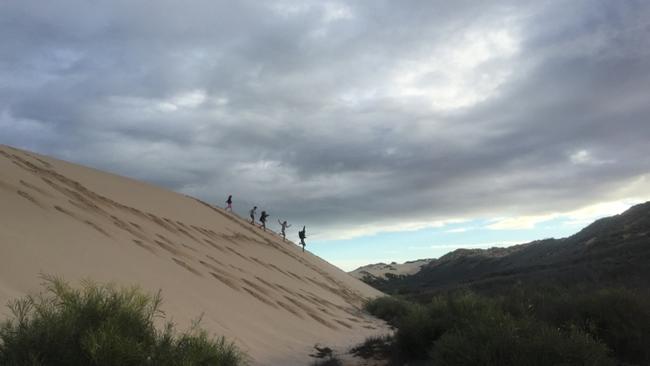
[16,190,44,208]
[19,180,52,197]
[204,239,228,253]
[242,286,278,309]
[225,246,254,263]
[153,239,187,257]
[205,254,225,266]
[147,213,178,233]
[53,205,111,237]
[172,257,203,277]
[276,301,304,319]
[334,319,353,329]
[209,271,241,292]
[131,239,157,254]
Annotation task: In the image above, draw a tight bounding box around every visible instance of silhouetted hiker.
[298,226,306,252]
[259,211,269,231]
[225,195,233,212]
[249,206,257,224]
[278,220,291,240]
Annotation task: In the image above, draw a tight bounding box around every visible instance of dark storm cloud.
[2,0,650,238]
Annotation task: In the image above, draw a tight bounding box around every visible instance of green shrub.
[392,304,440,361]
[495,285,650,365]
[427,291,502,329]
[430,316,616,366]
[0,275,247,366]
[365,288,650,365]
[364,296,411,326]
[388,292,500,362]
[530,287,650,365]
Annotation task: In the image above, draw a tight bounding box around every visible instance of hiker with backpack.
[259,210,269,231]
[298,226,306,252]
[249,206,257,225]
[225,195,233,212]
[278,220,291,241]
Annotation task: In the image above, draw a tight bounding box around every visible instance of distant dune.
[349,259,434,281]
[0,144,388,365]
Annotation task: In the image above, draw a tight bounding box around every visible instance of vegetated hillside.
[363,202,650,296]
[349,258,434,281]
[0,145,387,365]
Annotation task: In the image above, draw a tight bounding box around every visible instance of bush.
[0,275,247,366]
[386,292,497,362]
[365,291,629,365]
[392,304,440,361]
[496,285,650,365]
[529,287,650,365]
[311,357,342,366]
[364,296,412,326]
[430,315,616,366]
[578,288,650,365]
[427,291,502,329]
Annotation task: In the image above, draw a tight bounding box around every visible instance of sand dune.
[350,259,433,281]
[0,144,387,365]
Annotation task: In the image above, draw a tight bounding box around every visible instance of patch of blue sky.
[313,217,592,271]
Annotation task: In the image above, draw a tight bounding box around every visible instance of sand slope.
[0,145,387,365]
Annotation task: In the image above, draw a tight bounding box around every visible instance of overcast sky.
[2,1,650,269]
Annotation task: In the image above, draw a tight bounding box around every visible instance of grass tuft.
[350,334,392,360]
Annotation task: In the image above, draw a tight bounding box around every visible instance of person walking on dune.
[298,226,306,252]
[249,206,257,225]
[278,219,291,241]
[259,210,269,231]
[225,195,233,212]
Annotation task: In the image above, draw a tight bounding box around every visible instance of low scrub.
[501,286,650,365]
[364,286,650,365]
[430,315,614,366]
[310,357,342,366]
[310,345,342,366]
[363,296,412,327]
[0,275,247,366]
[350,334,392,360]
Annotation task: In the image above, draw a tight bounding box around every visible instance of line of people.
[226,195,307,252]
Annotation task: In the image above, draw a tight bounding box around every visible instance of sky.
[2,1,650,271]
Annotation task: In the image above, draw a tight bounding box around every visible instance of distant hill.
[358,202,650,296]
[349,258,434,281]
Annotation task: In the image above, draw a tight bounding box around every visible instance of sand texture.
[350,259,433,281]
[0,144,387,365]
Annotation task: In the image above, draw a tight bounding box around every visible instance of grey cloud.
[2,0,650,238]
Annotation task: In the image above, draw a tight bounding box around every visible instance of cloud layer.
[2,0,650,239]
